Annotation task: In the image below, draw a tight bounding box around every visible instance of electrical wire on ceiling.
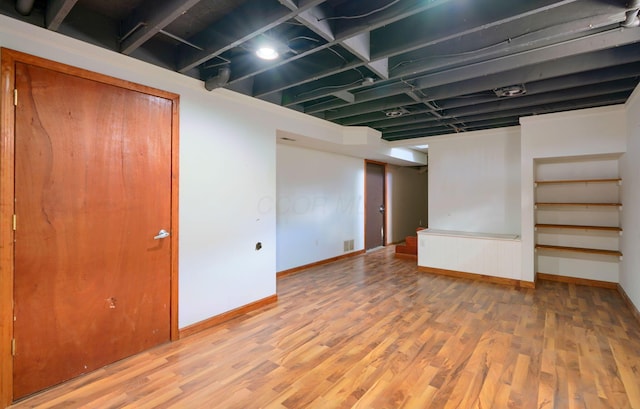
[389,37,520,72]
[295,78,363,97]
[287,36,320,44]
[316,0,402,21]
[295,69,366,98]
[389,18,630,73]
[286,36,321,53]
[326,46,349,64]
[400,78,424,97]
[448,91,497,99]
[397,78,457,130]
[202,55,231,70]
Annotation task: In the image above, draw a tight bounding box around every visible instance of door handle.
[154,229,170,240]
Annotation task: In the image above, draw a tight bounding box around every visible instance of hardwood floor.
[11,247,640,408]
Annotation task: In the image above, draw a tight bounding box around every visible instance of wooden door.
[365,162,386,250]
[13,62,173,399]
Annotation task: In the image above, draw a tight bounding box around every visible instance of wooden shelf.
[535,178,621,185]
[535,224,622,232]
[535,202,621,207]
[535,244,622,257]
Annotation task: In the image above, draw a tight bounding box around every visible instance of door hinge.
[13,214,16,231]
[11,339,16,356]
[14,89,17,106]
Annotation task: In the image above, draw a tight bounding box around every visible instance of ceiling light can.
[256,47,279,60]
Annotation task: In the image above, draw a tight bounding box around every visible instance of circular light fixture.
[256,46,279,60]
[493,84,526,97]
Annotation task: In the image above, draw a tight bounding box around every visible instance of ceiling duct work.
[204,67,231,91]
[623,0,640,27]
[15,0,34,15]
[622,9,640,27]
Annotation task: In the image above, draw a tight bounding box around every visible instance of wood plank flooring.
[10,247,640,408]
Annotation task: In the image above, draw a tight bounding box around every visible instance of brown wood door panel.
[13,62,172,399]
[365,162,385,250]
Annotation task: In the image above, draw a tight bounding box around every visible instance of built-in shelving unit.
[534,156,623,283]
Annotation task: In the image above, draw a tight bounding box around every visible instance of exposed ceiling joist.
[120,0,202,55]
[45,0,78,30]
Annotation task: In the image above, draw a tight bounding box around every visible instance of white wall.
[386,165,428,243]
[621,86,640,311]
[177,93,277,327]
[520,106,627,283]
[276,144,364,271]
[427,127,521,235]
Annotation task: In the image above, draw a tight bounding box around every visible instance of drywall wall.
[621,85,640,311]
[427,127,521,235]
[520,106,627,283]
[276,144,364,271]
[386,165,428,243]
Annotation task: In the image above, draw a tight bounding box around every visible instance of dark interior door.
[365,162,385,250]
[13,62,173,399]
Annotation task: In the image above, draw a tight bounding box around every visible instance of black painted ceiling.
[2,0,640,141]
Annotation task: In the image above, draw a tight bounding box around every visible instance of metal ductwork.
[15,0,35,15]
[622,9,640,27]
[623,0,640,27]
[204,67,231,91]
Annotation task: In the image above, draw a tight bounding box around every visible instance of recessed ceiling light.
[361,77,375,86]
[493,84,526,97]
[256,46,279,60]
[384,107,409,117]
[415,144,429,149]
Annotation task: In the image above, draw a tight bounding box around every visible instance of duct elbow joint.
[15,0,35,15]
[622,9,640,27]
[204,67,231,91]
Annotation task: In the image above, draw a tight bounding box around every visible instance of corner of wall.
[620,82,640,313]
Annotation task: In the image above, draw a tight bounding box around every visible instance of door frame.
[364,160,387,250]
[0,48,180,407]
